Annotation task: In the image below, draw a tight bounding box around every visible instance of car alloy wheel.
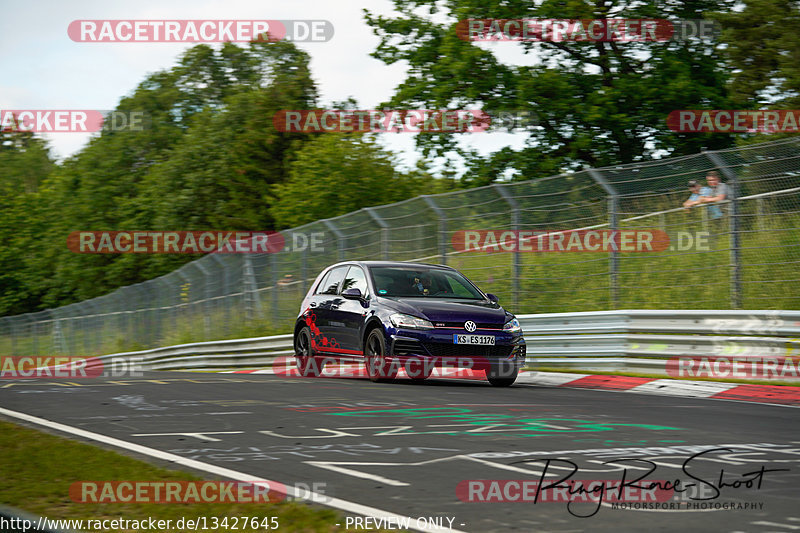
[295,326,324,377]
[365,328,397,382]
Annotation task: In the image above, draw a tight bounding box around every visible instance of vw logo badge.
[464,321,477,332]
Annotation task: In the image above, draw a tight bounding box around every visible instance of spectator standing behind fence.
[701,170,729,239]
[701,171,728,219]
[683,179,712,210]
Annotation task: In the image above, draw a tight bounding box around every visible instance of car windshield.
[369,266,485,299]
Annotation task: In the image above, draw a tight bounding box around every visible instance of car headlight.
[503,318,522,334]
[390,313,433,329]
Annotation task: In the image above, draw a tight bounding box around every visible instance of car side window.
[342,266,370,298]
[318,266,349,295]
[314,271,333,294]
[445,273,475,297]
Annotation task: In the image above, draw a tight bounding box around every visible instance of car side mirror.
[342,288,363,300]
[486,293,499,303]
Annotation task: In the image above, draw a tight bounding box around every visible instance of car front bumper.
[388,328,526,371]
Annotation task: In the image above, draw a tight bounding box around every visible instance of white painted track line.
[628,379,740,398]
[514,371,589,386]
[0,406,467,533]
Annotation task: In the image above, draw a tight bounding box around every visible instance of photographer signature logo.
[459,447,790,517]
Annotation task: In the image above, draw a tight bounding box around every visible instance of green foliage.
[1,40,320,313]
[712,0,800,145]
[270,134,439,228]
[2,3,798,318]
[365,0,738,181]
[0,39,449,316]
[713,0,800,108]
[0,131,54,315]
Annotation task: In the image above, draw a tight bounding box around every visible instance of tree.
[270,134,430,228]
[365,0,736,183]
[5,40,320,313]
[138,40,318,232]
[712,0,800,145]
[0,131,54,315]
[715,0,800,108]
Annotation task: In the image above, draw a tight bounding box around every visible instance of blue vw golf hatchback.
[292,261,526,386]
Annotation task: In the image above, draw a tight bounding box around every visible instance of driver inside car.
[411,274,432,295]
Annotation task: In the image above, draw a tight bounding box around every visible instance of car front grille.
[436,322,503,331]
[422,343,514,358]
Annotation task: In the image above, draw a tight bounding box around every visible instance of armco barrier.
[79,310,800,380]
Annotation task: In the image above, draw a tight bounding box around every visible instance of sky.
[0,0,530,175]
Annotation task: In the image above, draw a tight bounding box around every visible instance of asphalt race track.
[1,371,798,533]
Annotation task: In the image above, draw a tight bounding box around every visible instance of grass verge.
[0,419,390,532]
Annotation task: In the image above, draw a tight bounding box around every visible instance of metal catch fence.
[2,138,799,356]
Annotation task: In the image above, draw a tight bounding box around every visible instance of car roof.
[327,261,455,270]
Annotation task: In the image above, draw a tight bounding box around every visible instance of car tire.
[365,328,397,382]
[487,361,518,387]
[295,326,324,377]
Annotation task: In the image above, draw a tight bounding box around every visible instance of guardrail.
[82,310,800,380]
[85,334,293,372]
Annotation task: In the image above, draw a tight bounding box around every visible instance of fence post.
[175,272,192,339]
[31,314,40,356]
[705,150,741,309]
[422,196,448,265]
[588,169,620,308]
[242,255,262,321]
[10,318,18,356]
[193,261,213,339]
[52,318,67,355]
[323,219,346,262]
[119,290,131,351]
[80,304,94,354]
[493,184,520,310]
[270,253,279,325]
[364,207,390,260]
[301,245,309,297]
[207,254,230,333]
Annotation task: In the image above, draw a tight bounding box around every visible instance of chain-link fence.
[2,138,799,356]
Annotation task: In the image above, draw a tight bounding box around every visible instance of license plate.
[453,334,495,345]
